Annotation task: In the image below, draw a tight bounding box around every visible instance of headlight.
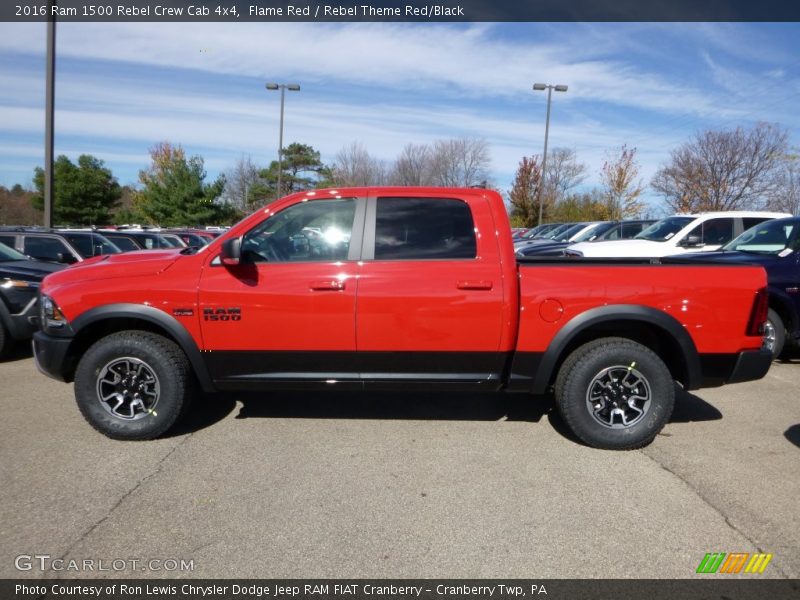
[40,294,68,329]
[1,278,38,289]
[564,249,583,257]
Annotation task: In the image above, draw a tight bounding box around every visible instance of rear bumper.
[727,348,773,384]
[698,348,773,388]
[32,330,73,382]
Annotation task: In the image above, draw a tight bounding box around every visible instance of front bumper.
[3,297,40,341]
[32,330,73,382]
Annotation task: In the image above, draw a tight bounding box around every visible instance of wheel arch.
[520,305,702,394]
[767,286,796,338]
[65,304,215,392]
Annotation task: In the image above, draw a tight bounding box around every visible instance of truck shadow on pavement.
[169,383,724,446]
[785,424,800,449]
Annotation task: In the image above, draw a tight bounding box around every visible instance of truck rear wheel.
[74,331,193,440]
[554,337,674,450]
[763,308,785,359]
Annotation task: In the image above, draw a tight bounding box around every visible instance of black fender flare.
[511,304,702,394]
[70,303,215,392]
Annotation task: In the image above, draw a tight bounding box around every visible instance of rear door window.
[374,197,477,260]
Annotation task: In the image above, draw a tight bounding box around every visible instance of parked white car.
[565,211,791,258]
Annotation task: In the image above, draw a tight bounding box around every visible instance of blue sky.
[1,22,799,212]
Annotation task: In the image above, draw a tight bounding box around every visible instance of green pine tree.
[32,155,122,225]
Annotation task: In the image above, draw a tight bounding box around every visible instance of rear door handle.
[456,280,493,290]
[309,279,346,291]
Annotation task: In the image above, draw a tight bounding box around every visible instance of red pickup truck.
[33,187,772,449]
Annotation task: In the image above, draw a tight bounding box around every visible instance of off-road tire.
[74,331,193,440]
[554,337,674,450]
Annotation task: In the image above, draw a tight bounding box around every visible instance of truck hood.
[517,241,569,256]
[0,259,65,280]
[568,239,675,257]
[43,249,183,286]
[672,250,785,267]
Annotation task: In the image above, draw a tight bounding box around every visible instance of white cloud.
[0,22,738,117]
[1,21,798,200]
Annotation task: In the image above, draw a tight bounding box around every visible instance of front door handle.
[456,280,493,290]
[309,279,346,291]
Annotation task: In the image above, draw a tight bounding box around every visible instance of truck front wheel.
[554,338,674,450]
[74,331,193,440]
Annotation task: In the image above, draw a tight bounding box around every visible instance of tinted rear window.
[374,197,477,260]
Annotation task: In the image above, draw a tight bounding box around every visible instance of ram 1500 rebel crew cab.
[33,188,773,449]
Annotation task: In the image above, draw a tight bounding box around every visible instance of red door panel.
[355,194,506,381]
[197,195,363,384]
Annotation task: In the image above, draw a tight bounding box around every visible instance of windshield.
[572,222,613,243]
[0,241,28,261]
[722,219,799,255]
[521,224,553,239]
[635,217,694,242]
[63,233,121,257]
[544,224,572,239]
[161,234,187,247]
[553,224,586,242]
[105,235,140,252]
[181,233,209,246]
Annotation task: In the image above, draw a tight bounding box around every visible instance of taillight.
[746,287,769,337]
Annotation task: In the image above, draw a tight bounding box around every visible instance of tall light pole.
[533,83,567,227]
[44,4,57,228]
[265,82,300,199]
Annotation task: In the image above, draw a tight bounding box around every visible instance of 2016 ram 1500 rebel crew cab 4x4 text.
[33,188,772,449]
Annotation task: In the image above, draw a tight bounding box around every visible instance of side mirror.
[681,234,703,247]
[57,252,77,264]
[220,237,242,266]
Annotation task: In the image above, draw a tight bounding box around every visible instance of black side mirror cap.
[56,252,77,264]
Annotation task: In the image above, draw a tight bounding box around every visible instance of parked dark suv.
[0,228,121,264]
[682,216,800,357]
[0,242,64,357]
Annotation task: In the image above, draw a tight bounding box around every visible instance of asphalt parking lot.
[1,346,798,580]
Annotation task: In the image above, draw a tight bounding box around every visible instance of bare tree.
[600,145,645,219]
[222,155,261,211]
[542,148,587,206]
[389,143,432,185]
[331,141,387,186]
[651,122,788,213]
[428,137,491,187]
[507,156,543,227]
[765,152,800,215]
